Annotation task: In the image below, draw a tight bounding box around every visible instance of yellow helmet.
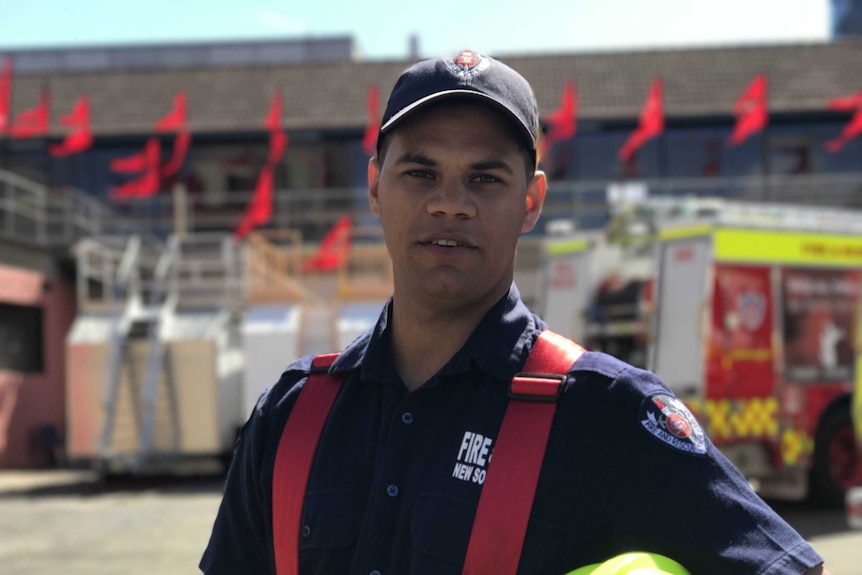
[566,552,691,575]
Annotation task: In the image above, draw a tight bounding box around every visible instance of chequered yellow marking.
[732,396,779,438]
[780,428,812,466]
[687,396,809,465]
[705,399,732,441]
[697,397,778,441]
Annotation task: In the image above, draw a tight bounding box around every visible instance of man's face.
[368,101,546,310]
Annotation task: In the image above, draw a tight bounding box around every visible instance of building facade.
[1,36,862,468]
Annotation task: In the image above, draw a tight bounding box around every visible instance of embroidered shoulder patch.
[639,393,706,455]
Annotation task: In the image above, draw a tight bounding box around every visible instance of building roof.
[4,40,862,137]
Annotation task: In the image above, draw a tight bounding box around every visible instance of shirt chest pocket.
[298,492,364,573]
[409,493,563,575]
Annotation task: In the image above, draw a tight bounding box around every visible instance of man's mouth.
[430,239,464,247]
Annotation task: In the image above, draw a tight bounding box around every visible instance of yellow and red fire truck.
[576,198,862,505]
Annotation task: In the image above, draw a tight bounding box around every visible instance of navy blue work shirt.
[201,285,823,575]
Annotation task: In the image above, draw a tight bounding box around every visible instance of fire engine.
[545,198,862,505]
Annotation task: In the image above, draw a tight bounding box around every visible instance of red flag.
[539,81,577,163]
[160,130,191,177]
[300,214,352,272]
[111,143,150,173]
[111,169,160,199]
[827,91,862,112]
[263,89,287,164]
[728,75,768,146]
[49,96,93,157]
[10,89,50,138]
[619,78,664,161]
[266,130,287,165]
[235,89,289,238]
[234,164,275,238]
[362,85,380,157]
[265,89,283,133]
[826,107,862,152]
[155,91,187,132]
[0,58,11,134]
[110,138,161,198]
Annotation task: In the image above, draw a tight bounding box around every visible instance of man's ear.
[368,157,381,217]
[522,170,547,233]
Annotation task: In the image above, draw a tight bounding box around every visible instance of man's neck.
[389,291,503,392]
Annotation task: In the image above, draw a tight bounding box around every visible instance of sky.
[0,0,833,60]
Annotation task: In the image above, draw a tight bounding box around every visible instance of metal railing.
[102,172,862,237]
[74,234,165,312]
[167,233,244,310]
[540,172,862,230]
[0,168,160,251]
[4,169,861,250]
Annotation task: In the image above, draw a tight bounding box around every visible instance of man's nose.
[426,178,477,218]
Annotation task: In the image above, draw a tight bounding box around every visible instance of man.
[201,50,829,575]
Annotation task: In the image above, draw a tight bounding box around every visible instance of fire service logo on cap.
[447,50,490,77]
[454,50,479,69]
[639,393,706,455]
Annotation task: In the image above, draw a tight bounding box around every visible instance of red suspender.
[462,329,585,575]
[271,330,584,575]
[272,353,343,575]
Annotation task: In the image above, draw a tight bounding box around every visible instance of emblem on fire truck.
[737,292,766,331]
[639,393,706,455]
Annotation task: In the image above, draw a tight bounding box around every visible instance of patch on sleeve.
[639,393,706,455]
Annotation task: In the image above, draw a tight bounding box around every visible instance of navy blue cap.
[379,50,539,154]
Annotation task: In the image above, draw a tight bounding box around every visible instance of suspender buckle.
[508,373,566,403]
[310,353,340,373]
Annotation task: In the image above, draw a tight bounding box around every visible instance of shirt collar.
[332,284,546,385]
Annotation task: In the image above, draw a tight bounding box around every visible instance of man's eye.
[472,174,500,184]
[406,170,434,179]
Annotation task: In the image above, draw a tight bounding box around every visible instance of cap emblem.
[446,50,491,79]
[454,50,480,70]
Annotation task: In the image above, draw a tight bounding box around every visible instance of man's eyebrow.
[393,153,436,166]
[393,154,514,174]
[470,160,514,174]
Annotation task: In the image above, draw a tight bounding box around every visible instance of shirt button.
[301,525,311,538]
[386,484,399,497]
[401,412,414,424]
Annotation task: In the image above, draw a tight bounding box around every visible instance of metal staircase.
[97,235,146,458]
[68,228,247,473]
[138,236,180,458]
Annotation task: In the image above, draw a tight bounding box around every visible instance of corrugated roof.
[5,40,862,137]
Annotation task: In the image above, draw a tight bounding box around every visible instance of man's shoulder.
[564,349,675,404]
[255,355,319,413]
[568,349,632,380]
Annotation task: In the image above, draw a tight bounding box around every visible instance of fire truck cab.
[649,200,862,504]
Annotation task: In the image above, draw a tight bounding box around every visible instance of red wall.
[0,264,76,468]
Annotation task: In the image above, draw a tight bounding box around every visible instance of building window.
[768,138,812,175]
[0,303,44,373]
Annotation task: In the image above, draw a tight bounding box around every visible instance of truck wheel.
[811,406,858,507]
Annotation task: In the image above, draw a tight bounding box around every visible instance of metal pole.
[172,182,187,239]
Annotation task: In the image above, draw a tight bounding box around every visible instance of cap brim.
[379,89,535,151]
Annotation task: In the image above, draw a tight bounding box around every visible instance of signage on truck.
[781,268,861,382]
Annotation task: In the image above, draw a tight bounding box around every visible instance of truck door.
[650,234,711,397]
